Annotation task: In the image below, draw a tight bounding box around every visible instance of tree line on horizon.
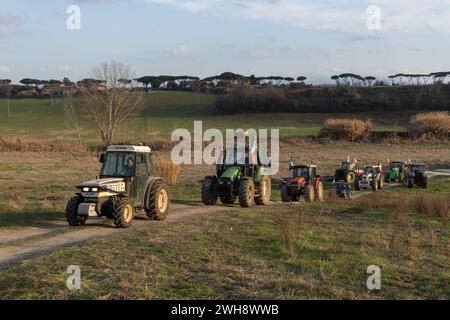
[2,70,450,91]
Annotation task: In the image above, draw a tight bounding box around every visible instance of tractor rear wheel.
[220,196,236,204]
[372,180,378,192]
[346,172,356,184]
[255,176,271,206]
[408,178,414,189]
[305,185,315,203]
[239,179,255,208]
[315,181,324,202]
[113,198,135,228]
[146,181,171,221]
[281,185,291,203]
[66,195,86,227]
[202,177,218,206]
[378,177,384,190]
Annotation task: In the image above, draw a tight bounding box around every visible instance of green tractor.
[385,161,406,183]
[202,147,271,208]
[66,145,170,228]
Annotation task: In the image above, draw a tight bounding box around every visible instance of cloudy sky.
[0,0,449,83]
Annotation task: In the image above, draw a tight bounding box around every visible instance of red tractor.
[281,164,324,203]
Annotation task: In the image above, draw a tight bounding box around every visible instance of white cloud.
[169,44,193,57]
[143,0,450,33]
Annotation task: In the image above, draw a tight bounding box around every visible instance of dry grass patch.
[154,156,181,185]
[410,111,450,138]
[320,118,373,142]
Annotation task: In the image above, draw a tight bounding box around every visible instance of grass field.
[0,93,414,146]
[0,188,448,299]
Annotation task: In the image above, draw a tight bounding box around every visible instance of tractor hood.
[219,167,241,183]
[79,178,125,187]
[78,178,126,196]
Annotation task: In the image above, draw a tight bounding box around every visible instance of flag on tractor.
[250,137,258,165]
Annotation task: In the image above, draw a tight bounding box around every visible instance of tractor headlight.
[82,187,90,192]
[91,188,99,192]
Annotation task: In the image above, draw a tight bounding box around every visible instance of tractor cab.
[217,147,264,179]
[410,164,426,173]
[100,145,153,179]
[290,165,318,183]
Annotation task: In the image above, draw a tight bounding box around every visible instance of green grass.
[0,201,447,300]
[0,93,411,146]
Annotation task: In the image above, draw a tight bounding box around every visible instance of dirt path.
[0,203,233,269]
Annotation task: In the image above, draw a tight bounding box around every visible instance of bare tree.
[79,61,145,147]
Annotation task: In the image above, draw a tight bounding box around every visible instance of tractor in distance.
[281,161,324,203]
[405,163,429,189]
[330,181,353,199]
[66,145,170,228]
[334,158,364,184]
[356,164,384,192]
[385,160,407,184]
[201,146,271,208]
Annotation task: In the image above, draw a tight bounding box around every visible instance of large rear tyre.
[239,179,255,208]
[113,198,135,228]
[281,185,291,203]
[408,178,414,189]
[255,176,271,206]
[66,195,86,227]
[315,181,324,202]
[202,176,218,206]
[305,185,315,203]
[146,181,171,221]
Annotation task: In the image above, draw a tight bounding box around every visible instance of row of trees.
[331,71,450,87]
[388,72,450,86]
[331,74,377,87]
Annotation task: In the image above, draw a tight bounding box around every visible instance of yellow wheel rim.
[124,204,133,223]
[158,189,169,213]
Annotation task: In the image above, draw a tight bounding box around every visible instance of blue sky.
[0,0,449,84]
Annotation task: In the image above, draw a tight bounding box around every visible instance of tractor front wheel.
[239,179,255,208]
[255,176,271,206]
[66,195,86,227]
[281,185,291,203]
[315,181,324,202]
[372,180,378,192]
[202,177,218,206]
[305,185,315,203]
[146,181,171,220]
[113,198,135,228]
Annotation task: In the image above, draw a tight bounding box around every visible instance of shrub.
[0,136,86,152]
[410,111,450,138]
[153,156,181,185]
[319,118,373,142]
